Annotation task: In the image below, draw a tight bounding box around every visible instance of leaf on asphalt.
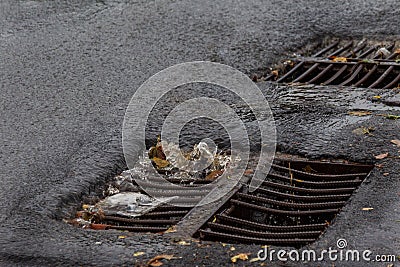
[152,157,170,169]
[250,257,261,262]
[133,252,145,257]
[348,111,372,116]
[332,57,347,62]
[176,240,190,246]
[230,246,236,251]
[372,95,381,100]
[147,254,175,267]
[231,253,250,263]
[395,48,400,54]
[362,207,374,211]
[375,153,388,159]
[352,126,375,135]
[390,139,400,147]
[118,235,126,239]
[385,114,400,120]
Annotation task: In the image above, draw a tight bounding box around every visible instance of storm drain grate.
[94,178,212,232]
[197,158,373,246]
[265,40,400,89]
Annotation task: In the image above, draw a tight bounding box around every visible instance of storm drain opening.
[69,152,373,249]
[263,39,400,89]
[197,158,373,247]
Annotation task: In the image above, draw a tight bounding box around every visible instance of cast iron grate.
[265,40,400,89]
[197,158,373,246]
[94,178,212,232]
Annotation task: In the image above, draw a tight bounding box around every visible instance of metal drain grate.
[95,178,212,232]
[197,158,373,246]
[266,40,400,89]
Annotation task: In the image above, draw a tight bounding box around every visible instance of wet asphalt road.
[1,0,400,266]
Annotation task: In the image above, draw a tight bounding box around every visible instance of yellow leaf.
[152,157,170,168]
[133,252,145,257]
[177,240,190,246]
[372,95,381,100]
[221,243,227,247]
[375,153,388,160]
[295,179,304,183]
[332,57,347,62]
[118,235,126,239]
[348,111,372,116]
[82,204,90,210]
[362,207,374,211]
[164,226,177,233]
[231,253,250,263]
[250,257,261,262]
[147,254,175,267]
[230,246,236,251]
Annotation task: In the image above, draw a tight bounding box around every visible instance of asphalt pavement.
[1,0,399,266]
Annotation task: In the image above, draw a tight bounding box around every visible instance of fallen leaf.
[332,57,347,62]
[118,235,126,239]
[395,48,400,54]
[383,172,389,176]
[152,157,170,168]
[348,111,372,116]
[244,169,254,175]
[385,114,400,120]
[221,243,227,247]
[230,246,236,251]
[390,139,400,147]
[176,240,190,246]
[147,254,175,267]
[205,170,223,181]
[164,226,177,233]
[271,70,279,76]
[362,207,374,211]
[372,95,381,100]
[352,126,375,135]
[89,223,108,230]
[231,253,250,263]
[375,153,388,160]
[250,257,261,262]
[133,252,145,257]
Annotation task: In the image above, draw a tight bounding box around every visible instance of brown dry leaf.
[362,207,374,211]
[332,57,347,62]
[152,157,170,168]
[271,70,279,76]
[390,139,400,147]
[383,172,390,176]
[395,48,400,54]
[352,126,374,136]
[348,111,372,116]
[147,254,175,267]
[244,169,254,175]
[231,253,250,263]
[89,223,108,230]
[205,170,223,181]
[375,153,389,160]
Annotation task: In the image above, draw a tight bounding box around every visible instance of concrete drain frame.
[262,39,400,89]
[70,155,373,248]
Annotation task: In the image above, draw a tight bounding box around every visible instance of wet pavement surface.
[1,0,400,266]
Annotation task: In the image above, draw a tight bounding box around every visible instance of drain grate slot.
[270,40,400,89]
[197,158,373,246]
